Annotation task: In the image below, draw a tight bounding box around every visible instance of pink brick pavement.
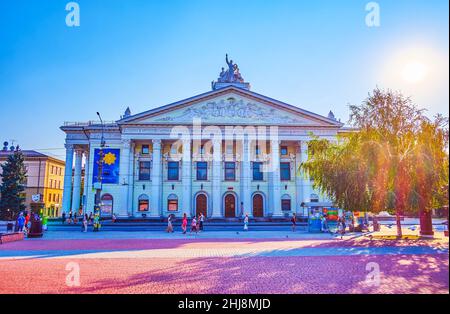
[0,238,448,294]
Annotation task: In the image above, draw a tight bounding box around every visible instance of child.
[191,216,198,234]
[181,213,188,234]
[243,214,249,231]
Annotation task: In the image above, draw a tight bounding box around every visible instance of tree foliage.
[0,151,27,220]
[300,88,449,235]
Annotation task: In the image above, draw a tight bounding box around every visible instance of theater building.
[60,58,345,219]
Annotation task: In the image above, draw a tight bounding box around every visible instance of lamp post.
[93,112,106,231]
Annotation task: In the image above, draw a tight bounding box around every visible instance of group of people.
[167,212,206,234]
[62,211,93,225]
[15,211,45,234]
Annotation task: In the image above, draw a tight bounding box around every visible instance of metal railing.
[63,121,117,127]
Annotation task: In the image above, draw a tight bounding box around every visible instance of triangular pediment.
[118,86,342,127]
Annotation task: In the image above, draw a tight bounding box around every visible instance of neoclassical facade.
[61,60,345,219]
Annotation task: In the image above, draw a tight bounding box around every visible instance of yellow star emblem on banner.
[103,152,117,165]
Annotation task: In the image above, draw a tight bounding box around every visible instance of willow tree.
[301,88,449,237]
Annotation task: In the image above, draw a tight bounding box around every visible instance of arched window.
[167,194,178,211]
[100,194,113,217]
[138,194,149,212]
[281,194,291,211]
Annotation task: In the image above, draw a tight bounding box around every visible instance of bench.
[0,232,24,244]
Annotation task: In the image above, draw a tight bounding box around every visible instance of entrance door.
[253,194,264,217]
[224,194,236,218]
[196,194,207,217]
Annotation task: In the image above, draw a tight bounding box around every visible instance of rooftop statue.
[218,54,245,83]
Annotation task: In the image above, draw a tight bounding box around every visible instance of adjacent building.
[61,58,346,219]
[0,143,66,217]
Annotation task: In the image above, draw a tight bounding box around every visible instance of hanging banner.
[92,148,120,184]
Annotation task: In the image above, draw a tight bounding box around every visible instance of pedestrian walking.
[166,214,174,233]
[337,217,346,239]
[68,211,73,224]
[243,214,249,231]
[74,212,78,224]
[181,213,188,234]
[321,215,329,232]
[42,215,48,231]
[190,216,198,234]
[88,212,93,225]
[82,214,88,232]
[24,212,31,233]
[291,213,297,232]
[199,213,205,231]
[17,212,25,232]
[62,212,66,224]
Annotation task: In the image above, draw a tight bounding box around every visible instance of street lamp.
[93,112,106,231]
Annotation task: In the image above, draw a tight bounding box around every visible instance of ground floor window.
[138,194,149,211]
[281,194,291,211]
[167,194,178,211]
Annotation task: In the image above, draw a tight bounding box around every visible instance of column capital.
[65,143,74,150]
[74,148,84,156]
[122,139,132,148]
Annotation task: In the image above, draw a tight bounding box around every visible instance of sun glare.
[401,61,429,83]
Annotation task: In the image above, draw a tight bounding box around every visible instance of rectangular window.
[167,162,179,181]
[138,161,151,180]
[224,162,236,181]
[252,162,263,181]
[255,145,261,156]
[280,146,288,156]
[49,179,53,188]
[168,200,178,211]
[48,194,52,202]
[282,199,291,211]
[280,162,291,181]
[139,200,149,211]
[141,145,150,155]
[196,162,208,181]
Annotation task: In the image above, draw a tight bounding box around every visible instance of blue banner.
[92,148,120,184]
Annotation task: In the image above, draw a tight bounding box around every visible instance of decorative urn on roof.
[212,54,251,91]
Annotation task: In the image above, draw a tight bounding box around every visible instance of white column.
[62,144,74,214]
[151,139,162,217]
[242,138,252,217]
[127,142,135,217]
[300,141,310,216]
[182,139,192,217]
[211,139,222,217]
[295,143,302,215]
[118,140,131,218]
[271,140,282,217]
[82,149,90,214]
[71,149,83,213]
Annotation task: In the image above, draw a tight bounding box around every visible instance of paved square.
[0,230,448,294]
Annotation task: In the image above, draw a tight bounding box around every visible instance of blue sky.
[0,0,448,160]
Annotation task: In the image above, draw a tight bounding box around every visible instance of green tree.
[0,150,27,220]
[301,88,449,237]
